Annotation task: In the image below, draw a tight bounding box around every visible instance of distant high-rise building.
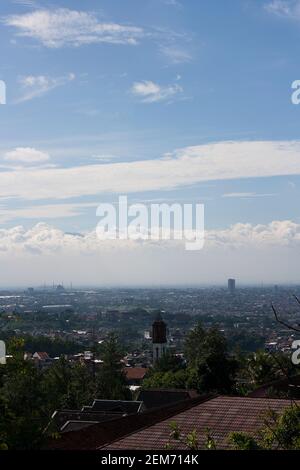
[152,313,167,363]
[228,278,236,294]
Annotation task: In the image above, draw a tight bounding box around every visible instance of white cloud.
[131,80,183,103]
[1,141,300,201]
[222,192,275,199]
[16,73,75,103]
[0,220,300,286]
[265,0,300,19]
[160,45,192,64]
[0,219,299,256]
[3,8,144,48]
[4,147,50,164]
[207,220,300,247]
[0,202,97,224]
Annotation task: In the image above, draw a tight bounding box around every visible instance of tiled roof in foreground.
[103,396,299,450]
[47,394,209,449]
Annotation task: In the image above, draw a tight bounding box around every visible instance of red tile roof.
[103,396,300,450]
[124,367,148,380]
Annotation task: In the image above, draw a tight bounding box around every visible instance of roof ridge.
[98,393,216,450]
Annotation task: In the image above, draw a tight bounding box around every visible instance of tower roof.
[155,312,163,322]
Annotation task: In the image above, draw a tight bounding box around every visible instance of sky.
[1,0,300,286]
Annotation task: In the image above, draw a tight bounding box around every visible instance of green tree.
[166,422,216,450]
[152,352,184,373]
[43,357,93,412]
[245,351,283,387]
[95,334,131,400]
[262,406,300,449]
[143,369,187,389]
[0,333,134,449]
[184,323,206,365]
[229,405,300,450]
[0,339,47,449]
[184,323,237,394]
[143,351,186,389]
[229,432,262,450]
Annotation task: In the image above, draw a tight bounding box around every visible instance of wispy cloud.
[12,0,38,8]
[4,147,50,164]
[3,8,144,48]
[160,45,192,64]
[265,0,300,19]
[222,192,276,199]
[163,0,183,8]
[0,141,299,201]
[131,80,183,103]
[16,73,75,103]
[0,202,97,224]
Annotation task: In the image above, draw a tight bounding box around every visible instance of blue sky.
[1,0,300,285]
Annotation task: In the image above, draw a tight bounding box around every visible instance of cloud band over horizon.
[0,219,299,286]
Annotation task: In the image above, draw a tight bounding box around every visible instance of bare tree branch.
[293,295,300,306]
[271,304,300,333]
